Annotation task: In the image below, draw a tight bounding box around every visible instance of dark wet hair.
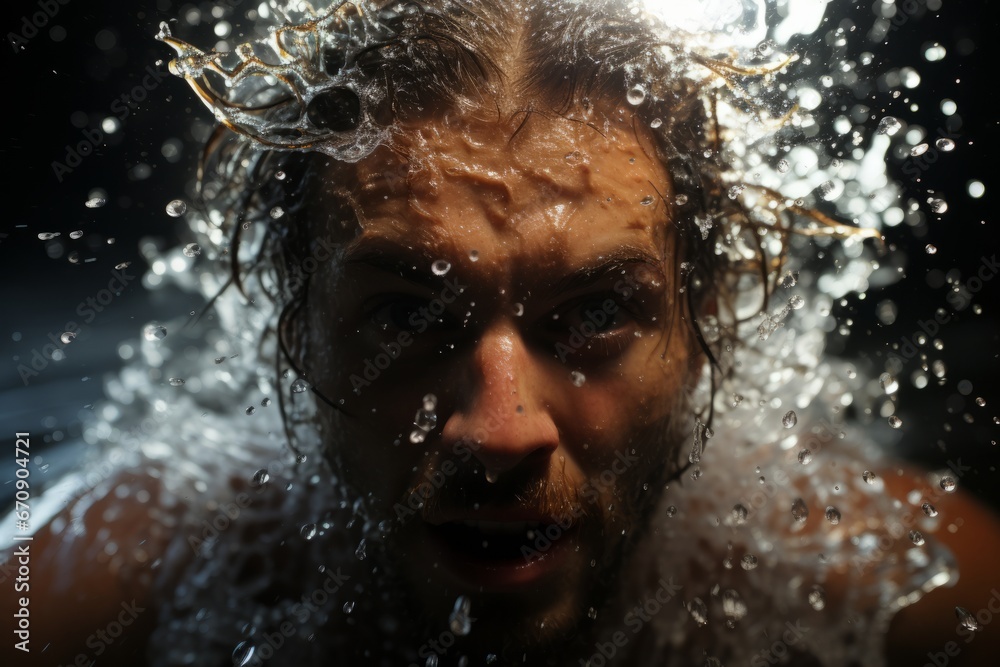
[185,0,813,436]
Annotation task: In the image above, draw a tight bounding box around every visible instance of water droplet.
[876,116,902,136]
[468,250,479,262]
[513,303,524,317]
[275,170,287,181]
[888,415,903,429]
[165,199,187,217]
[167,377,185,387]
[921,502,938,517]
[269,206,284,219]
[976,397,986,407]
[727,184,745,199]
[449,595,473,636]
[182,243,201,257]
[935,137,955,152]
[485,469,498,484]
[731,504,748,526]
[60,332,76,344]
[85,197,106,209]
[640,195,655,206]
[570,371,586,387]
[731,393,744,408]
[791,498,809,522]
[355,538,367,560]
[665,505,677,518]
[825,506,841,525]
[626,85,646,105]
[740,554,758,571]
[409,429,426,444]
[782,410,798,428]
[300,523,317,540]
[587,607,598,620]
[251,469,270,486]
[779,271,798,288]
[69,230,84,240]
[115,261,131,270]
[777,159,790,173]
[245,406,256,416]
[261,397,272,407]
[38,232,60,240]
[143,324,167,341]
[674,193,688,206]
[955,607,979,632]
[414,407,437,432]
[862,470,877,485]
[686,598,708,626]
[232,640,256,666]
[808,585,826,611]
[290,378,309,393]
[929,198,948,214]
[910,143,930,157]
[343,600,355,614]
[940,476,957,493]
[431,259,451,276]
[909,529,925,546]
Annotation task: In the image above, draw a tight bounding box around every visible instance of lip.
[420,511,580,590]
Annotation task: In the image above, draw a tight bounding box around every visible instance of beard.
[336,402,694,666]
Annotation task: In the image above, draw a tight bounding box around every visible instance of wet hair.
[181,0,824,435]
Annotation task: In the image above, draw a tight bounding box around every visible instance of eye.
[542,293,638,360]
[367,294,457,333]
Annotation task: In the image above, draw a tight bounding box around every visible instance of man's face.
[298,105,701,653]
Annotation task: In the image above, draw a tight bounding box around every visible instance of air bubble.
[731,504,748,525]
[808,586,826,611]
[825,506,841,525]
[448,596,472,636]
[626,85,646,105]
[888,415,902,429]
[935,137,955,152]
[183,243,201,257]
[650,118,662,129]
[791,498,809,522]
[570,371,586,387]
[251,469,270,486]
[291,378,309,393]
[939,476,957,493]
[782,410,797,428]
[431,259,451,276]
[245,406,256,416]
[956,607,980,632]
[85,197,106,209]
[168,377,185,387]
[300,523,317,540]
[921,502,938,517]
[143,324,167,341]
[60,332,76,344]
[862,470,877,485]
[777,159,790,173]
[165,199,188,217]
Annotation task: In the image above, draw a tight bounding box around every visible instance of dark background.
[0,1,997,507]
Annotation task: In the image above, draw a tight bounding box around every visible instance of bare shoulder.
[0,466,182,667]
[882,466,1000,666]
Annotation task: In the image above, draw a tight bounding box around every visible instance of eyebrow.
[341,239,453,290]
[546,247,667,299]
[342,238,667,296]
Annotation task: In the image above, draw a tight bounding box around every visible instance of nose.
[440,323,560,475]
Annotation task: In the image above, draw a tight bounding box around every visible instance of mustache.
[402,453,598,525]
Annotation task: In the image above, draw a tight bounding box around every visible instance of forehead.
[318,108,675,274]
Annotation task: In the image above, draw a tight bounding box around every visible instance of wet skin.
[295,105,704,653]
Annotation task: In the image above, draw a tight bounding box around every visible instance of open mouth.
[424,517,579,589]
